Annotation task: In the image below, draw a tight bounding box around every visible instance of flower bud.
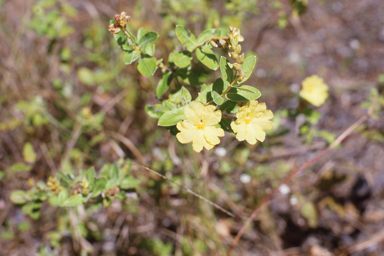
[236,53,244,64]
[230,36,237,49]
[232,27,240,37]
[235,45,242,54]
[237,70,245,82]
[219,39,227,47]
[230,52,238,60]
[233,63,242,71]
[210,40,219,48]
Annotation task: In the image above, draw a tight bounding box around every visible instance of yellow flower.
[300,75,329,107]
[176,102,224,152]
[231,100,274,145]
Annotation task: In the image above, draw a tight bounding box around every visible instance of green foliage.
[10,160,139,218]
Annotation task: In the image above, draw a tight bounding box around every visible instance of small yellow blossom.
[176,102,224,152]
[299,75,329,107]
[231,100,273,145]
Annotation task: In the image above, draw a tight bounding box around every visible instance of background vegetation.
[1,0,384,255]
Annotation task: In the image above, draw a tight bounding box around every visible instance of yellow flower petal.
[300,75,329,107]
[202,106,222,126]
[176,102,224,152]
[231,100,273,145]
[192,130,205,152]
[185,105,197,124]
[245,124,257,145]
[203,126,224,145]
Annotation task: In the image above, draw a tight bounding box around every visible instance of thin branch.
[226,103,376,255]
[138,165,235,218]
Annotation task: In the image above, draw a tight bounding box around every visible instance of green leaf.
[219,118,234,133]
[138,32,159,51]
[220,56,234,84]
[92,178,106,197]
[137,56,157,77]
[124,50,141,65]
[240,56,257,84]
[226,85,261,102]
[196,83,213,104]
[175,25,197,52]
[58,189,68,204]
[10,190,29,204]
[23,142,36,164]
[181,87,192,102]
[212,78,228,95]
[197,28,220,45]
[175,69,199,86]
[109,164,119,180]
[144,43,155,56]
[137,27,148,41]
[174,51,192,68]
[212,91,224,105]
[85,167,95,191]
[220,100,239,114]
[196,46,219,70]
[145,104,164,119]
[156,72,173,98]
[62,194,83,207]
[120,177,141,189]
[158,107,186,126]
[57,172,72,186]
[113,29,132,52]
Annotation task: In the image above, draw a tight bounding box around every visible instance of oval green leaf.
[138,31,159,51]
[62,194,83,207]
[197,28,220,45]
[92,178,107,198]
[239,55,257,84]
[175,25,197,52]
[196,46,219,70]
[174,51,192,68]
[226,85,261,102]
[212,91,224,105]
[137,27,148,41]
[156,72,173,98]
[158,107,186,127]
[181,86,192,102]
[137,56,157,77]
[124,50,141,65]
[220,56,234,84]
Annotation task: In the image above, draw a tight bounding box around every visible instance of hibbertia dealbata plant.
[109,12,274,152]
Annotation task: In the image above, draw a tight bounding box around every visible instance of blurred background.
[1,0,384,255]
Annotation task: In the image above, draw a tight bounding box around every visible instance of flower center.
[196,119,205,129]
[244,115,251,124]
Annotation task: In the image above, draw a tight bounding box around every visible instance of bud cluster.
[108,12,131,35]
[209,26,246,82]
[228,26,245,82]
[80,177,89,195]
[46,176,63,195]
